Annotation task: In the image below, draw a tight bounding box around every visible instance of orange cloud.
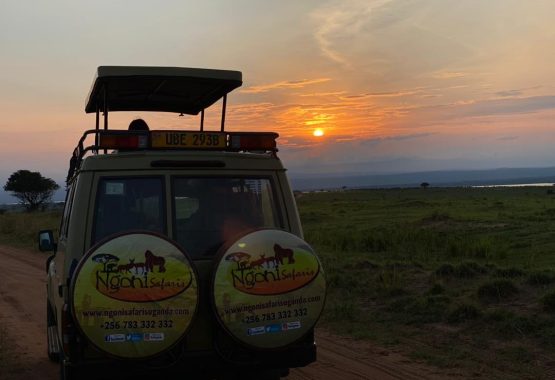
[432,71,467,79]
[299,91,346,97]
[341,89,421,99]
[241,78,331,94]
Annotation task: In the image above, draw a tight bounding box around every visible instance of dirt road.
[0,245,57,380]
[0,245,449,380]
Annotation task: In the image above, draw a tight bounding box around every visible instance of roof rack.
[66,130,279,183]
[85,66,242,139]
[67,66,278,183]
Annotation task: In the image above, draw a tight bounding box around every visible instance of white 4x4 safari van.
[39,67,326,380]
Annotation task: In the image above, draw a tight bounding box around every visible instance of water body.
[473,183,554,188]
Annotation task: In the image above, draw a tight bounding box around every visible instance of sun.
[313,128,325,137]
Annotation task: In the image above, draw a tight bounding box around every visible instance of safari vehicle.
[40,66,326,380]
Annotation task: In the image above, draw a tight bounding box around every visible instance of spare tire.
[71,231,199,359]
[211,229,326,350]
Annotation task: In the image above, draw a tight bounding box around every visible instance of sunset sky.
[2,0,555,201]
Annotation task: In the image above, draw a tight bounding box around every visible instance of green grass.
[3,188,555,377]
[0,210,61,249]
[0,326,15,378]
[0,210,58,376]
[298,187,555,379]
[477,279,519,302]
[541,291,555,312]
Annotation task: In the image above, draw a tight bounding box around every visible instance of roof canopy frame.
[86,66,241,140]
[86,66,241,114]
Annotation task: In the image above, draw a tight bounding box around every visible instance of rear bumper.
[64,335,316,377]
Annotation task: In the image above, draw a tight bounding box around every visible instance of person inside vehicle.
[128,118,149,131]
[179,180,253,255]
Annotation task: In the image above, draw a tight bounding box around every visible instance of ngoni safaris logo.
[223,242,320,296]
[90,249,194,302]
[72,233,199,359]
[212,230,326,350]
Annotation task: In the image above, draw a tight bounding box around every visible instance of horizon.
[2,165,555,204]
[2,1,555,202]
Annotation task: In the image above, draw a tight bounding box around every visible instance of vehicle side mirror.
[38,230,56,252]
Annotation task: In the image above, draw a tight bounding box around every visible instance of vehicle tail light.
[229,132,278,151]
[61,303,74,356]
[98,132,149,150]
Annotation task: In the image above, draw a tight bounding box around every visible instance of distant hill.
[0,187,65,206]
[2,167,555,205]
[289,167,555,191]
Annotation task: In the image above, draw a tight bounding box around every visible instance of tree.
[420,182,430,189]
[3,170,60,211]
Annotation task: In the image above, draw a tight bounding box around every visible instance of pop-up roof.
[85,66,242,114]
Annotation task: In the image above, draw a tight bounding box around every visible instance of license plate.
[151,131,226,149]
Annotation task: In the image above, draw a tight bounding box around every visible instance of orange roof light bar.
[68,130,278,183]
[96,130,277,151]
[98,132,149,150]
[229,132,278,151]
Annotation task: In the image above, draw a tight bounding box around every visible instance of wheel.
[47,302,60,362]
[59,358,78,380]
[218,369,284,380]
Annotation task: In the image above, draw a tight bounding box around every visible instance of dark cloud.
[410,95,555,123]
[341,89,420,99]
[461,95,555,117]
[497,136,519,141]
[241,78,331,94]
[495,89,523,97]
[352,132,435,144]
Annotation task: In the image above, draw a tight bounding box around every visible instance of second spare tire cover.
[71,232,199,359]
[212,229,326,350]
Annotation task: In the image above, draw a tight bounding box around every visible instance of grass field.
[298,187,555,379]
[3,187,555,378]
[0,210,61,248]
[0,326,11,378]
[0,210,57,375]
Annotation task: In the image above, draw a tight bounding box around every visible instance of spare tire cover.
[212,229,326,349]
[71,232,198,359]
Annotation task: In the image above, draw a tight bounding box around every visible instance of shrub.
[484,308,515,322]
[499,346,534,364]
[390,295,450,324]
[494,267,525,278]
[324,299,359,321]
[539,325,555,348]
[375,266,402,292]
[527,271,555,286]
[496,316,540,337]
[428,283,444,295]
[454,262,488,278]
[477,279,518,302]
[422,210,451,222]
[436,262,488,278]
[388,296,413,313]
[484,309,539,337]
[447,303,482,324]
[541,291,555,312]
[435,263,455,277]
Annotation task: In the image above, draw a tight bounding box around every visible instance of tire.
[47,302,60,362]
[219,369,284,380]
[255,372,282,380]
[59,358,77,380]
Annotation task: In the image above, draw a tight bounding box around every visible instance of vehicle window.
[172,177,280,257]
[60,184,76,238]
[93,177,165,243]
